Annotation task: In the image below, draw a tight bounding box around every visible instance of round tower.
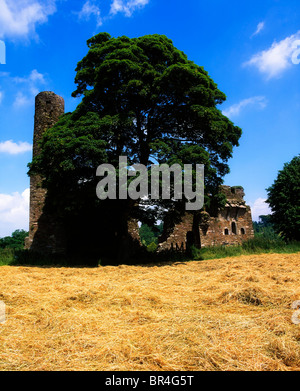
[25,92,65,252]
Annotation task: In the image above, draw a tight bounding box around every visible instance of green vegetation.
[266,155,300,241]
[0,249,101,267]
[192,215,300,260]
[1,235,298,267]
[0,248,15,266]
[0,214,299,267]
[139,222,163,245]
[253,215,278,239]
[194,237,300,261]
[0,229,28,250]
[0,230,29,266]
[146,242,158,253]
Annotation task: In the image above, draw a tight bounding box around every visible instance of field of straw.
[0,252,300,371]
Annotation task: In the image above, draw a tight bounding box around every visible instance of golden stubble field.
[0,252,300,371]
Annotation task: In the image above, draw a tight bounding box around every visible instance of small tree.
[266,155,300,241]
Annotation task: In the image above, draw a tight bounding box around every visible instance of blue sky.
[0,0,299,237]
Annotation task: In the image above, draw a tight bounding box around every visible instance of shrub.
[146,242,158,253]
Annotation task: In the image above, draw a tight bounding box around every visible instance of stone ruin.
[25,91,254,255]
[25,91,66,253]
[157,185,254,251]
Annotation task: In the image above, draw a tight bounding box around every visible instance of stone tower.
[25,92,65,253]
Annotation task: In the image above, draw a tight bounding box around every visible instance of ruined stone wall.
[157,213,193,251]
[128,219,142,244]
[200,205,254,247]
[158,186,254,251]
[25,92,65,253]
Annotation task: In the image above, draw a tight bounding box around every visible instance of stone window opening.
[231,221,237,235]
[224,228,229,235]
[241,228,245,235]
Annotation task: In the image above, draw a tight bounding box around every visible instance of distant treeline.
[0,230,28,250]
[253,215,278,239]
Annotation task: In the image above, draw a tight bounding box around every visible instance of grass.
[198,237,300,261]
[0,252,300,370]
[0,248,99,267]
[0,248,14,266]
[1,237,299,267]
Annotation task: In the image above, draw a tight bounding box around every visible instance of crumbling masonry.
[25,91,65,253]
[25,91,254,254]
[158,185,254,251]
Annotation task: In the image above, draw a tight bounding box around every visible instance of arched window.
[224,228,229,235]
[231,221,237,235]
[241,228,245,235]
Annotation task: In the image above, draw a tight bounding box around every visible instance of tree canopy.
[266,155,300,241]
[29,33,242,258]
[0,230,29,250]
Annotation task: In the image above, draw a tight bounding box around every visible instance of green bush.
[187,245,203,260]
[0,230,28,250]
[0,248,15,266]
[147,242,158,253]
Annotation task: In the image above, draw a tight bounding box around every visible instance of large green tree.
[266,155,300,241]
[29,33,242,259]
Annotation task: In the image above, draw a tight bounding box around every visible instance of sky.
[0,0,299,237]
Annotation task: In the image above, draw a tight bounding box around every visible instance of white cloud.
[14,69,46,85]
[13,92,32,108]
[110,0,149,17]
[0,0,56,39]
[251,21,265,38]
[28,69,45,83]
[249,198,271,222]
[0,189,29,237]
[13,69,46,108]
[0,91,3,104]
[78,1,102,27]
[76,0,150,27]
[244,30,300,79]
[222,96,267,118]
[0,140,32,154]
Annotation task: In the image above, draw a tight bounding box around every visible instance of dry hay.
[0,252,300,371]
